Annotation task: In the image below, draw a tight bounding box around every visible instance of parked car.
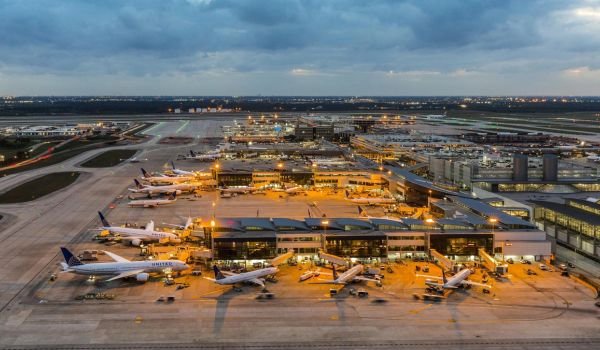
[539,264,548,271]
[506,258,514,264]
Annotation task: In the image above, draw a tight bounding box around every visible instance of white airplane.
[60,247,188,282]
[129,179,196,195]
[128,192,177,208]
[140,168,194,184]
[162,216,194,231]
[312,264,382,286]
[205,265,278,288]
[97,212,182,245]
[346,190,397,206]
[357,206,402,221]
[299,269,321,281]
[587,153,600,162]
[121,156,148,163]
[169,161,196,176]
[186,150,221,161]
[417,267,492,298]
[272,184,306,194]
[220,185,257,194]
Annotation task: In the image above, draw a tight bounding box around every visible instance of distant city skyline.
[1,0,600,96]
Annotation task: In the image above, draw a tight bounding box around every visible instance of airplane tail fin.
[441,268,448,284]
[168,192,177,201]
[213,265,226,280]
[141,168,150,178]
[358,206,365,217]
[60,247,83,267]
[190,150,196,157]
[134,179,144,189]
[332,264,338,280]
[345,190,350,198]
[171,160,176,170]
[98,211,110,227]
[184,216,193,230]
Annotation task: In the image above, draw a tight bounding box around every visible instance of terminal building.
[429,153,600,193]
[531,198,600,269]
[200,215,550,265]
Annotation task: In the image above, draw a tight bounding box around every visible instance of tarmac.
[0,119,598,349]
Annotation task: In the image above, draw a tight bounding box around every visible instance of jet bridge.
[429,249,455,272]
[478,248,508,275]
[318,250,349,267]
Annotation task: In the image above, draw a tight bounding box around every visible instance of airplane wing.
[416,274,443,280]
[106,269,145,282]
[353,276,381,283]
[248,278,265,287]
[102,250,131,263]
[422,293,447,299]
[461,280,492,288]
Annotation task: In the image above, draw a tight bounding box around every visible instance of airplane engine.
[131,238,142,246]
[136,273,149,282]
[170,238,182,244]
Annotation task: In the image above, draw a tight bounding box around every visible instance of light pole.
[425,218,435,260]
[214,162,220,188]
[488,217,498,259]
[321,220,329,252]
[428,189,432,210]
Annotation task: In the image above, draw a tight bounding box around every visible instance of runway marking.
[176,121,190,134]
[408,304,432,315]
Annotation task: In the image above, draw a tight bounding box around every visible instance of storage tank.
[513,154,528,181]
[542,154,558,182]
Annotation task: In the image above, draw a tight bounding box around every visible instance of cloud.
[0,0,599,95]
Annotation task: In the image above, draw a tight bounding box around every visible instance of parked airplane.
[345,191,397,205]
[186,150,221,161]
[97,212,182,245]
[357,206,402,221]
[140,168,194,184]
[272,184,306,194]
[129,179,196,195]
[205,265,278,288]
[220,185,257,194]
[312,264,382,286]
[417,267,492,298]
[162,216,194,231]
[121,156,148,163]
[169,161,196,176]
[60,247,189,282]
[128,192,177,208]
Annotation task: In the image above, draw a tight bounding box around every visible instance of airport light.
[321,220,329,249]
[277,162,284,169]
[425,218,435,224]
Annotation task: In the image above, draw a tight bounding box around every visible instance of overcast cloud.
[1,0,599,95]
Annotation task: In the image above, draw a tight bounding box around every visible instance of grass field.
[0,172,81,204]
[80,149,136,168]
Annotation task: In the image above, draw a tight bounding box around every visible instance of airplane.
[169,161,197,176]
[140,168,194,184]
[185,150,221,161]
[121,156,148,163]
[162,216,194,231]
[587,153,600,162]
[96,211,182,246]
[128,192,177,208]
[345,191,397,206]
[128,179,196,195]
[272,184,306,194]
[357,206,402,221]
[417,267,492,298]
[219,185,257,194]
[59,247,188,282]
[312,264,382,287]
[299,269,321,281]
[205,265,278,288]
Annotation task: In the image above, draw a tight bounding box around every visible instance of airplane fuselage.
[215,267,278,285]
[101,226,178,242]
[69,260,188,276]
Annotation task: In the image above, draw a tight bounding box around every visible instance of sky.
[1,0,600,96]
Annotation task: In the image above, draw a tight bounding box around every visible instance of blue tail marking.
[60,247,83,267]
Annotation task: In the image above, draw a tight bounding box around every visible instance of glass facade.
[325,236,387,258]
[429,234,493,257]
[213,238,277,260]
